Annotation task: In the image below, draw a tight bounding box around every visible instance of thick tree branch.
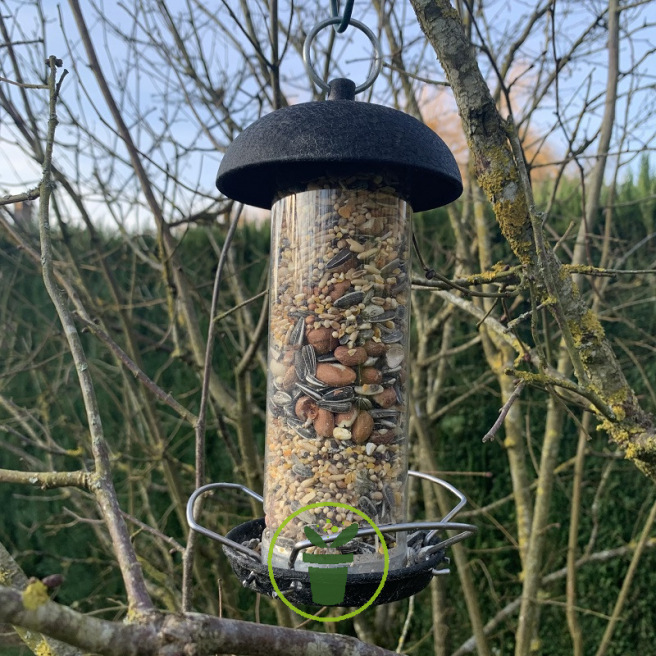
[0,586,398,656]
[409,0,656,482]
[0,542,82,656]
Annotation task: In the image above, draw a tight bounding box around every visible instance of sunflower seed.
[369,409,398,419]
[338,540,376,554]
[288,317,306,347]
[295,352,307,379]
[408,531,426,549]
[382,484,396,511]
[268,401,283,418]
[371,310,397,322]
[304,374,329,389]
[381,330,403,344]
[358,496,378,519]
[272,391,292,406]
[287,418,316,439]
[333,291,364,308]
[289,309,311,318]
[361,304,385,320]
[290,501,316,524]
[355,470,377,495]
[301,344,317,375]
[326,248,353,270]
[322,387,354,402]
[354,397,373,410]
[350,539,376,554]
[295,383,322,401]
[380,258,401,276]
[317,400,351,413]
[291,456,313,478]
[386,344,405,368]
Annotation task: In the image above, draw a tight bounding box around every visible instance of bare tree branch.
[0,585,398,656]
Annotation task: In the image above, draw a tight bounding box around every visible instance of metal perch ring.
[303,17,383,94]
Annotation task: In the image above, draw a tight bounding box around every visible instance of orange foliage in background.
[420,75,560,184]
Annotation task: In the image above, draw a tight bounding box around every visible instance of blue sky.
[1,0,655,230]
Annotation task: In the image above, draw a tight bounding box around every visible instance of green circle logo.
[267,502,389,622]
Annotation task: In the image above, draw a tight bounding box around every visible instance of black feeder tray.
[187,471,476,608]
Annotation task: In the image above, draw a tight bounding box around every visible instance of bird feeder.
[187,17,476,609]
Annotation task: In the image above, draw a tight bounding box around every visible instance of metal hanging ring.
[303,16,383,94]
[329,0,355,33]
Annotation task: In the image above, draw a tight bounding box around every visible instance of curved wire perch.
[288,521,476,570]
[186,482,263,561]
[186,471,476,570]
[287,470,475,568]
[303,17,383,94]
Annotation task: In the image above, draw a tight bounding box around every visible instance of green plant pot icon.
[307,563,351,605]
[302,524,359,605]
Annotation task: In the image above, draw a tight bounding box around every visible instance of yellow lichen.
[34,640,56,656]
[568,309,605,348]
[494,199,532,265]
[474,143,534,265]
[22,580,49,610]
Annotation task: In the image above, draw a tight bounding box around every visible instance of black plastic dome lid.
[216,79,463,212]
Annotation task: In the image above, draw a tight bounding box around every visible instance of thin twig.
[509,369,616,421]
[120,512,184,553]
[452,538,656,656]
[396,595,415,653]
[412,233,519,298]
[564,264,656,276]
[182,204,243,612]
[38,54,152,614]
[382,62,449,86]
[482,380,526,443]
[75,314,197,425]
[0,469,89,489]
[0,187,40,206]
[0,75,48,89]
[595,497,656,656]
[213,289,268,323]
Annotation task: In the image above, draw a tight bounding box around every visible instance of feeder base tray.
[224,518,447,607]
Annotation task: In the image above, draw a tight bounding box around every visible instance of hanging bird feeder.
[187,7,476,609]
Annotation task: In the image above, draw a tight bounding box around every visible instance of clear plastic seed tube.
[262,175,411,572]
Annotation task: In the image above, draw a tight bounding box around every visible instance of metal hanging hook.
[330,0,355,33]
[303,16,383,94]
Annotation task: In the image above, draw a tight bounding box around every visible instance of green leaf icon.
[304,526,328,548]
[331,523,359,547]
